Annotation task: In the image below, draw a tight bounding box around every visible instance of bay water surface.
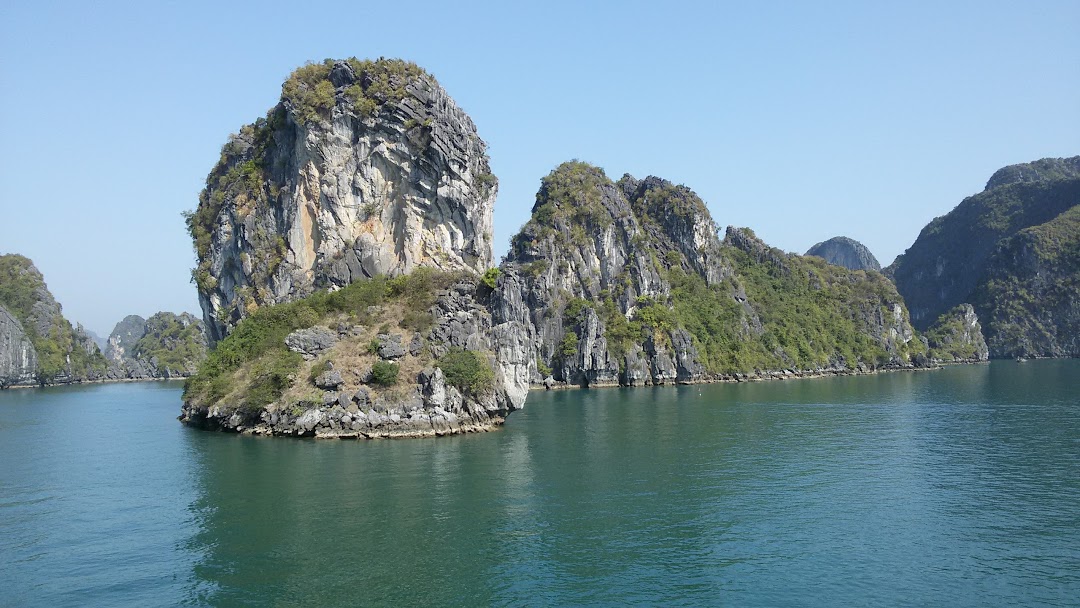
[1,361,1078,606]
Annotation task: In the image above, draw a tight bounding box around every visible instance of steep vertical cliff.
[0,254,106,386]
[888,156,1080,357]
[493,162,924,389]
[187,58,497,344]
[0,304,37,387]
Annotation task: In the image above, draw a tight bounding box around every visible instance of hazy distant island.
[1,59,1074,430]
[0,254,106,387]
[806,236,882,272]
[0,254,209,387]
[103,313,208,380]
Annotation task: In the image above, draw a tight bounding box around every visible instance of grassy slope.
[183,269,492,415]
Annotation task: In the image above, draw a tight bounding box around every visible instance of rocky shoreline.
[2,376,188,390]
[534,361,953,390]
[179,382,507,439]
[181,405,504,439]
[178,359,994,440]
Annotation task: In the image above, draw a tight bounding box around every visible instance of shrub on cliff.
[282,57,427,125]
[370,361,399,386]
[437,349,494,395]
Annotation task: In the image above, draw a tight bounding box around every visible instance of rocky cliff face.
[805,236,881,271]
[0,254,106,385]
[182,59,524,438]
[973,205,1080,357]
[105,315,145,363]
[492,162,924,390]
[924,304,989,362]
[106,312,209,379]
[0,304,37,387]
[888,156,1079,357]
[187,58,496,344]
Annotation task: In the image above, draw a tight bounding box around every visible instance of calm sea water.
[1,361,1078,607]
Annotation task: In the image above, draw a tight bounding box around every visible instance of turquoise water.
[1,361,1078,606]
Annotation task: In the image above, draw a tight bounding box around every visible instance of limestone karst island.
[20,56,1047,440]
[3,0,1080,598]
[1,59,1077,441]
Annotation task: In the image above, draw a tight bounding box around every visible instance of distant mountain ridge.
[888,156,1080,358]
[805,236,881,271]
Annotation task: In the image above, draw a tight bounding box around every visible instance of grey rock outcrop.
[83,329,108,351]
[0,304,37,387]
[806,236,881,271]
[191,58,497,344]
[285,327,338,360]
[105,315,146,363]
[375,334,406,360]
[314,369,344,390]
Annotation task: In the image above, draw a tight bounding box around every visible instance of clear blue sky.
[1,1,1077,336]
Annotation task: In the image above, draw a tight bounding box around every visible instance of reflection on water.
[2,362,1079,606]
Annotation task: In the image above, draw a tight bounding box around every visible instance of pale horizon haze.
[1,1,1077,336]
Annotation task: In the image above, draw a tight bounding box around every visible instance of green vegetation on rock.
[184,268,466,412]
[129,313,208,374]
[436,349,494,395]
[512,161,616,254]
[972,204,1080,357]
[282,58,427,124]
[643,244,920,373]
[0,254,45,320]
[889,156,1080,357]
[727,246,918,369]
[924,304,988,362]
[481,268,500,289]
[370,360,400,386]
[628,179,709,225]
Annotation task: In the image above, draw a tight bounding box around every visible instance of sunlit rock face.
[191,59,496,344]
